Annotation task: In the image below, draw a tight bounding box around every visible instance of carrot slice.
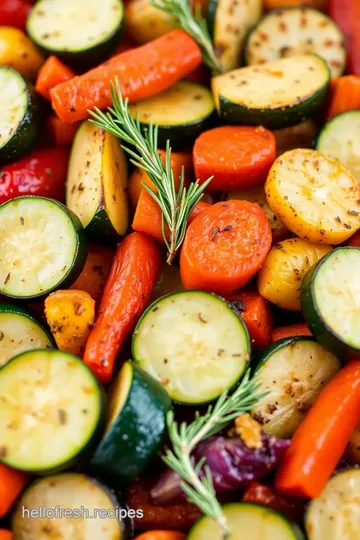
[35,56,75,101]
[275,360,360,498]
[83,232,161,383]
[227,290,273,349]
[132,190,211,244]
[0,463,28,518]
[135,532,186,540]
[327,76,360,119]
[50,30,201,123]
[193,126,276,191]
[271,323,312,342]
[180,200,272,295]
[0,531,13,540]
[46,114,79,147]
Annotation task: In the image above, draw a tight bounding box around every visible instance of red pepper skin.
[0,148,69,204]
[329,0,360,76]
[242,482,306,523]
[0,0,32,31]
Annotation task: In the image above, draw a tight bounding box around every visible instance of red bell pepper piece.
[0,0,32,31]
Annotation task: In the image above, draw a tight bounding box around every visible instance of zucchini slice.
[66,121,128,242]
[27,0,124,66]
[129,81,215,150]
[0,303,54,368]
[132,291,250,405]
[244,7,346,78]
[89,361,171,485]
[265,149,360,245]
[0,349,105,473]
[212,54,330,129]
[206,0,262,72]
[305,469,360,540]
[0,196,87,301]
[316,110,360,182]
[251,337,340,438]
[0,67,40,165]
[301,247,360,358]
[12,473,132,540]
[189,502,305,540]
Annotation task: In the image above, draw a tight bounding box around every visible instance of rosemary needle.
[89,79,212,264]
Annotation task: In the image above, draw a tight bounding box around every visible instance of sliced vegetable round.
[0,196,87,300]
[12,473,132,540]
[0,303,54,368]
[66,121,129,242]
[128,81,215,150]
[316,110,360,182]
[244,7,346,78]
[251,337,341,438]
[206,0,262,72]
[133,291,250,405]
[212,54,330,129]
[301,247,360,357]
[306,469,360,540]
[0,349,105,473]
[27,0,124,66]
[188,502,305,540]
[89,361,171,485]
[0,67,40,165]
[265,149,360,244]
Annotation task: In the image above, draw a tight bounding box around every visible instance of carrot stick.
[132,190,211,244]
[35,56,75,101]
[193,126,276,191]
[0,531,13,540]
[135,532,186,540]
[0,463,28,518]
[271,323,312,343]
[46,115,80,147]
[275,360,360,498]
[50,30,202,123]
[180,200,272,295]
[327,76,360,119]
[83,232,161,383]
[128,150,192,207]
[227,290,273,349]
[348,230,360,248]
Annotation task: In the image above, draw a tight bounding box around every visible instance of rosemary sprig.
[162,370,267,539]
[150,0,223,74]
[89,79,212,264]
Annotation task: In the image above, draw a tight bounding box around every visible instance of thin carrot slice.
[35,56,75,101]
[193,126,276,191]
[227,290,273,349]
[271,323,312,342]
[50,30,201,123]
[180,200,272,295]
[275,360,360,498]
[0,463,28,518]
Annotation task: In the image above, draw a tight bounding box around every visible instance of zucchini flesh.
[129,81,215,150]
[212,54,330,129]
[132,291,250,405]
[0,67,39,164]
[66,121,128,241]
[0,304,53,368]
[189,502,305,540]
[89,361,171,485]
[306,468,360,540]
[0,196,87,300]
[27,0,123,60]
[207,0,262,72]
[251,337,340,438]
[13,474,127,540]
[245,7,346,78]
[305,248,360,354]
[0,349,105,473]
[316,110,360,182]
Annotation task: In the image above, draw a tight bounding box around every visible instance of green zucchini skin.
[0,69,40,165]
[88,362,171,486]
[218,83,329,129]
[85,208,126,244]
[301,248,360,358]
[0,197,87,301]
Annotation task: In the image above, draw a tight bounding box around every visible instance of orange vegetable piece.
[46,115,79,147]
[327,76,360,119]
[0,531,13,540]
[36,56,75,101]
[135,532,186,540]
[70,244,115,303]
[0,463,28,518]
[271,323,312,342]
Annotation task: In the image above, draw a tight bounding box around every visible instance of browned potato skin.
[264,0,328,12]
[45,290,95,357]
[125,0,174,44]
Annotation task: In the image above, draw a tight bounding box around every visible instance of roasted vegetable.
[125,0,174,44]
[0,26,44,80]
